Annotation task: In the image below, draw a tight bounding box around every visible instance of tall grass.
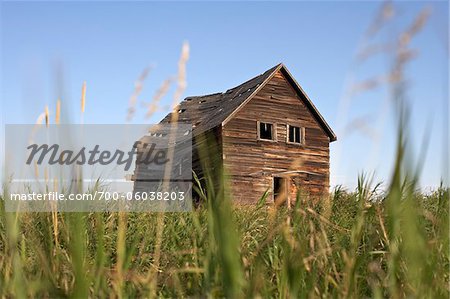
[0,175,448,297]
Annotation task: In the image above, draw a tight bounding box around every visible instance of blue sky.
[1,1,448,189]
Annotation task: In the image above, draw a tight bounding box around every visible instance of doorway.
[273,176,288,204]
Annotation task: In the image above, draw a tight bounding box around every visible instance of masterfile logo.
[4,124,192,212]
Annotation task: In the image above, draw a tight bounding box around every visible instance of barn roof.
[161,63,337,142]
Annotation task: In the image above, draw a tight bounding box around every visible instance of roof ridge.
[185,92,223,99]
[182,63,282,102]
[225,63,281,92]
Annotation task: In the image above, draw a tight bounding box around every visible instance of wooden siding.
[192,127,223,199]
[222,70,330,204]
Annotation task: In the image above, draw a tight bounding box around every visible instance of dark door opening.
[273,176,287,203]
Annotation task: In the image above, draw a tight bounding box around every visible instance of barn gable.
[222,64,336,142]
[221,69,334,201]
[160,63,336,142]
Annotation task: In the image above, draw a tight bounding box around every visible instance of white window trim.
[257,121,277,142]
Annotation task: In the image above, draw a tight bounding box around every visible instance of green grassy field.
[0,174,448,298]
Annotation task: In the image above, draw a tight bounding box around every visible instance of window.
[288,125,304,144]
[258,122,275,141]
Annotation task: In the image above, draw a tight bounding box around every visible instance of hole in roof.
[149,132,167,138]
[178,109,186,113]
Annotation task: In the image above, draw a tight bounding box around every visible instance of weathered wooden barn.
[134,63,336,204]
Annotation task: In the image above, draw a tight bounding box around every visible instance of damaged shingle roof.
[160,63,337,142]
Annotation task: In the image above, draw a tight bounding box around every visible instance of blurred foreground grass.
[0,177,448,298]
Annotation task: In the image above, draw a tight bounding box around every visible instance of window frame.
[286,124,305,145]
[257,121,277,142]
